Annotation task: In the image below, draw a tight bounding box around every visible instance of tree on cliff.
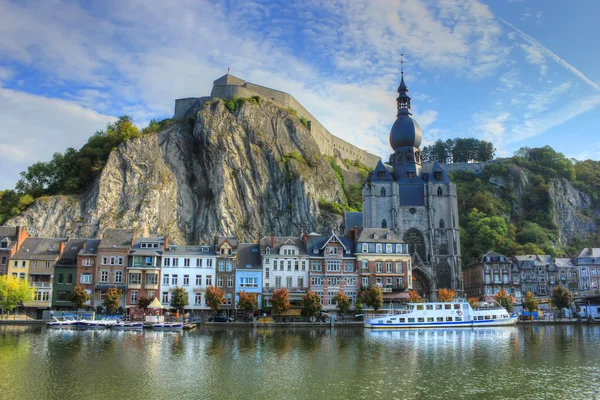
[333,291,351,316]
[0,276,34,317]
[301,291,322,320]
[103,287,123,315]
[494,289,514,313]
[438,288,455,302]
[170,287,189,315]
[237,291,259,318]
[205,286,225,313]
[270,288,291,315]
[69,285,90,310]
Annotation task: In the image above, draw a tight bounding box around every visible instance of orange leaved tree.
[270,288,291,315]
[205,285,226,313]
[438,288,455,302]
[408,290,425,303]
[468,297,481,308]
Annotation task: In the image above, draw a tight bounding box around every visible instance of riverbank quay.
[198,321,364,328]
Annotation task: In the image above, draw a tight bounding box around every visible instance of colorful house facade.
[235,243,263,312]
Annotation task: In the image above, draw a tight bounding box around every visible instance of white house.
[161,244,216,316]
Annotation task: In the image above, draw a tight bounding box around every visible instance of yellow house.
[7,238,42,281]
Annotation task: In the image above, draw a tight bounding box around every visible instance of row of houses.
[0,226,414,318]
[463,249,600,300]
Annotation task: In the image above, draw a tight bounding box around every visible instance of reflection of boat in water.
[46,316,78,328]
[151,323,183,330]
[112,319,144,330]
[364,300,517,329]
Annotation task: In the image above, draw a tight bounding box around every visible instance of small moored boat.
[152,322,183,330]
[112,319,144,330]
[364,300,517,329]
[46,316,78,328]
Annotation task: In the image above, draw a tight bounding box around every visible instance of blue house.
[235,243,263,310]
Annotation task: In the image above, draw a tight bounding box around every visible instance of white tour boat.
[364,300,517,329]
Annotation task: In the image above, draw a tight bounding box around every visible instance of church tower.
[362,70,463,299]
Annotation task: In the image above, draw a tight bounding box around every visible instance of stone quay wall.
[174,79,380,169]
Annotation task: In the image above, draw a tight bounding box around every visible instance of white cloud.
[0,88,115,189]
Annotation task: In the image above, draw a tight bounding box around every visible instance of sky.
[0,0,599,189]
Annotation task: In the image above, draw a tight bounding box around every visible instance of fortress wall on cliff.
[421,159,504,175]
[174,77,380,169]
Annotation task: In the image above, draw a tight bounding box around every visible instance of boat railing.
[472,306,505,311]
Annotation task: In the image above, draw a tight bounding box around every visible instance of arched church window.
[380,187,386,197]
[397,152,403,163]
[439,219,445,229]
[415,151,420,163]
[381,219,388,229]
[437,187,443,196]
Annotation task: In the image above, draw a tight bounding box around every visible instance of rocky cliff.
[9,99,365,243]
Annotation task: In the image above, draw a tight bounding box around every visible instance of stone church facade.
[362,73,463,299]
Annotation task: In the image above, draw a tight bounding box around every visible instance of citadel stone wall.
[421,161,502,176]
[174,76,380,168]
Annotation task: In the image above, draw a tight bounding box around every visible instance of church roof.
[366,161,393,183]
[426,162,451,183]
[390,115,422,150]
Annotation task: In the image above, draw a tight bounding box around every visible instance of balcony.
[145,283,159,290]
[128,283,142,289]
[31,282,52,288]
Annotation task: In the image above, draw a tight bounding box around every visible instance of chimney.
[271,234,275,248]
[164,237,169,250]
[353,226,359,240]
[59,241,65,257]
[302,233,309,243]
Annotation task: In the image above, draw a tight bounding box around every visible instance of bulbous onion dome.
[390,115,422,150]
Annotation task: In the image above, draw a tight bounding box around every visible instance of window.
[396,277,403,287]
[380,187,386,196]
[376,277,382,286]
[376,262,383,273]
[184,258,190,267]
[129,273,141,284]
[362,277,369,286]
[265,267,270,279]
[118,256,124,265]
[294,261,299,271]
[311,277,323,286]
[362,260,368,270]
[437,187,443,196]
[286,277,292,288]
[146,274,157,286]
[381,219,387,229]
[226,293,232,305]
[386,262,392,273]
[287,261,292,271]
[32,261,38,269]
[329,277,340,287]
[227,276,234,288]
[100,291,106,301]
[207,259,213,267]
[45,262,50,268]
[115,271,123,283]
[183,275,190,286]
[240,277,258,288]
[327,260,341,272]
[376,244,382,253]
[195,293,202,305]
[439,219,445,229]
[173,258,179,267]
[298,277,304,290]
[171,274,178,285]
[82,258,93,267]
[58,274,64,284]
[444,304,451,310]
[311,261,322,271]
[386,277,392,285]
[219,260,225,271]
[446,317,453,322]
[196,275,203,286]
[217,276,223,287]
[395,262,403,273]
[301,261,306,271]
[329,247,338,256]
[206,276,212,286]
[66,274,73,284]
[362,243,368,253]
[100,270,109,283]
[385,244,392,254]
[395,244,401,254]
[163,274,170,285]
[162,292,169,303]
[265,258,270,265]
[226,260,233,272]
[163,258,170,267]
[130,291,138,304]
[275,276,282,289]
[34,291,50,302]
[196,259,201,267]
[81,274,92,284]
[345,277,356,286]
[344,262,354,272]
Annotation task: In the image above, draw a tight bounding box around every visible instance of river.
[1,325,599,400]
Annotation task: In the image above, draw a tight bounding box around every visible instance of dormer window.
[373,234,378,240]
[435,171,442,181]
[385,234,390,240]
[313,246,318,254]
[378,171,385,179]
[362,243,368,253]
[406,152,414,162]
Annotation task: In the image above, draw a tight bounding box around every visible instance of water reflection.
[0,325,599,400]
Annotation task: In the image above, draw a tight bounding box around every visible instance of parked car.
[209,315,234,322]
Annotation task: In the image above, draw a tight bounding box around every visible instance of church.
[361,72,463,300]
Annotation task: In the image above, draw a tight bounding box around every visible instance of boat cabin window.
[455,317,462,321]
[437,317,443,322]
[427,317,434,322]
[485,315,491,320]
[399,318,405,323]
[478,316,483,320]
[446,317,452,322]
[426,305,433,310]
[436,305,442,310]
[378,320,384,324]
[408,318,415,323]
[492,315,497,319]
[453,304,460,310]
[417,305,424,311]
[418,318,424,322]
[387,320,393,324]
[444,304,451,310]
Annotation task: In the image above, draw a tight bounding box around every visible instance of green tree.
[103,287,123,315]
[0,275,35,316]
[302,290,322,320]
[550,286,573,316]
[237,291,259,317]
[333,290,351,316]
[523,291,538,315]
[270,288,291,315]
[69,284,90,310]
[354,298,364,314]
[494,288,514,313]
[137,296,152,313]
[205,286,225,312]
[170,287,189,314]
[363,286,384,312]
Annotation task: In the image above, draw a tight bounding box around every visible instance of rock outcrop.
[9,100,359,243]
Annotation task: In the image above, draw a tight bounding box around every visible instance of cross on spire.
[399,53,406,75]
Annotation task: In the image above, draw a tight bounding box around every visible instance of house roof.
[344,212,363,232]
[259,236,307,255]
[59,239,87,259]
[304,233,355,258]
[215,236,238,250]
[129,237,165,256]
[31,238,66,260]
[356,228,403,243]
[99,228,136,249]
[479,251,510,263]
[11,237,43,260]
[554,257,575,268]
[237,243,262,269]
[163,244,216,256]
[576,248,600,258]
[0,226,19,251]
[513,254,553,267]
[79,239,101,256]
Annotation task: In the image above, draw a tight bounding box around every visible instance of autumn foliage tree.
[363,286,384,312]
[137,296,152,313]
[69,284,90,310]
[468,297,481,308]
[270,288,291,315]
[205,286,225,313]
[302,290,322,320]
[103,287,123,315]
[494,288,514,313]
[408,290,425,303]
[238,291,259,316]
[523,291,538,314]
[333,290,351,316]
[550,286,573,313]
[438,288,455,302]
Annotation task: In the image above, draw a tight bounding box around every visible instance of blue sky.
[1,0,599,189]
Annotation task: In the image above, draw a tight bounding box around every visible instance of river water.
[1,325,599,400]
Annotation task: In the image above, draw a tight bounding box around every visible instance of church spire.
[396,54,411,116]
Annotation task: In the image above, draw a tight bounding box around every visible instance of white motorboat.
[364,300,517,329]
[112,319,144,330]
[77,317,116,329]
[46,316,78,328]
[151,322,183,330]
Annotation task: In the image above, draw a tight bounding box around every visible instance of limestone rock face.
[9,100,349,242]
[549,178,597,243]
